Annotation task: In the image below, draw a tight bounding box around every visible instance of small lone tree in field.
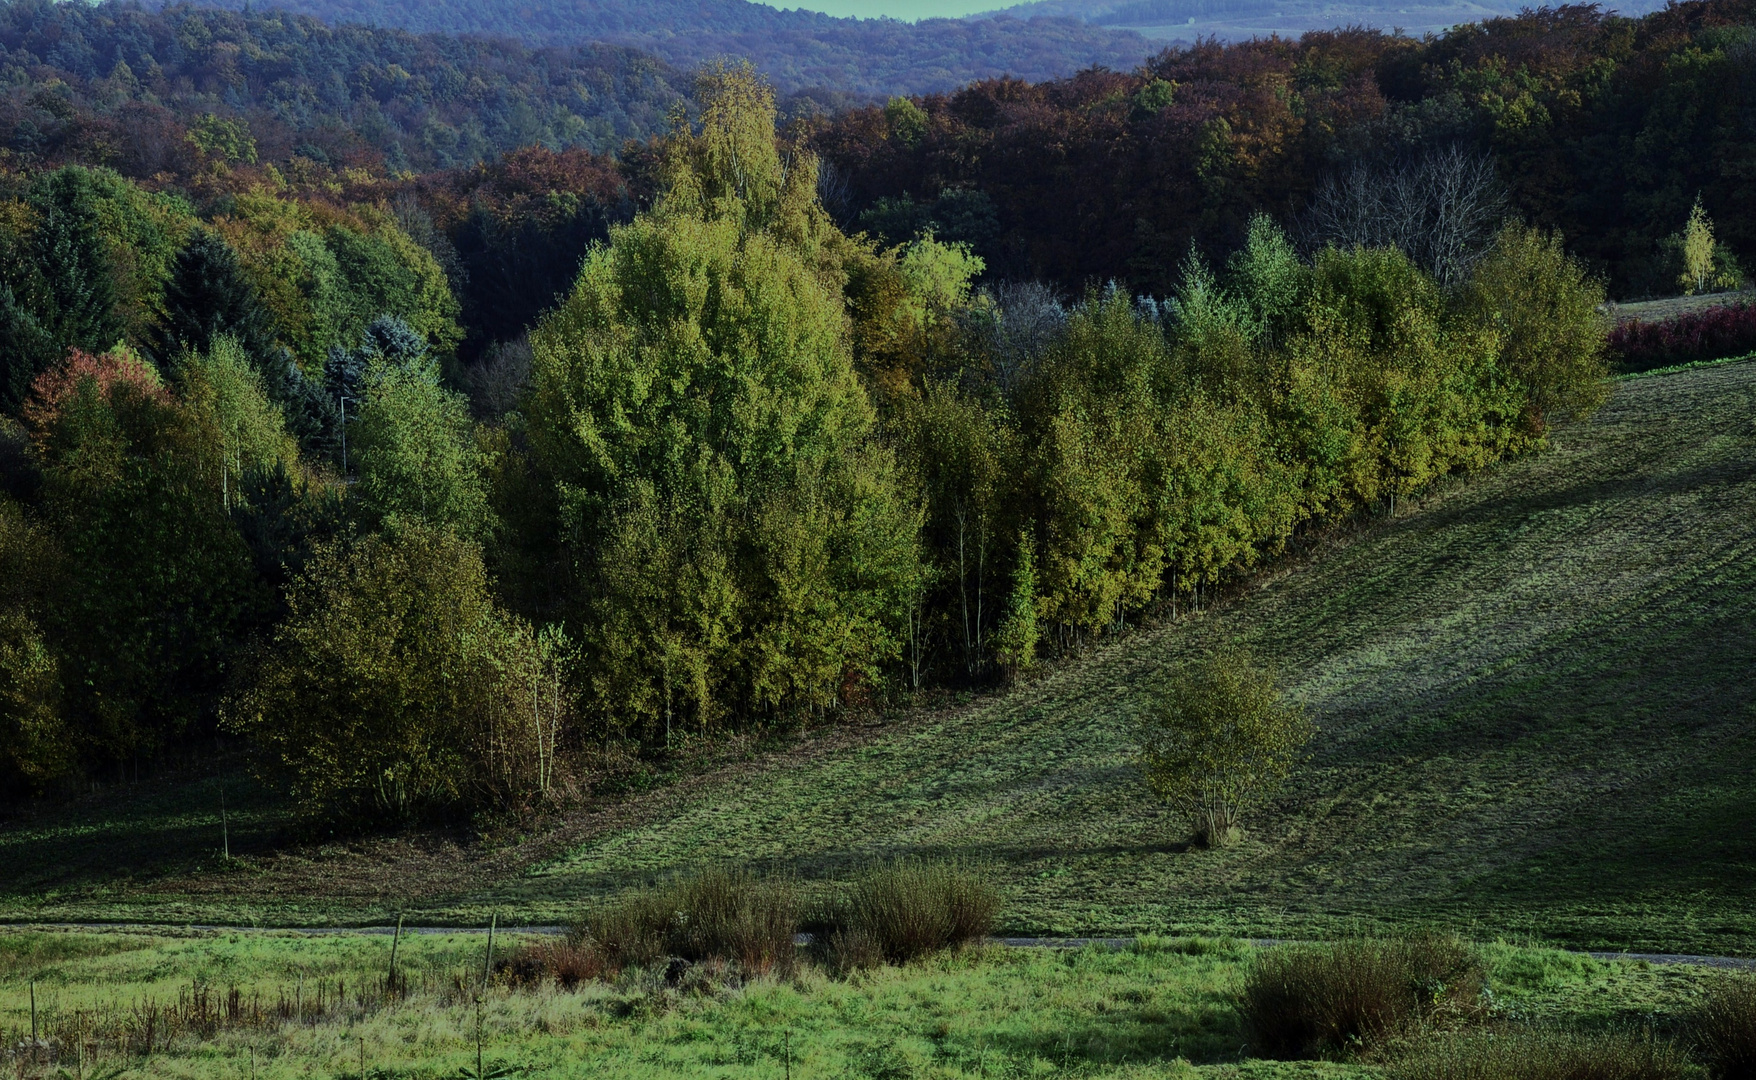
[1680,198,1716,296]
[1669,197,1743,295]
[1135,647,1313,847]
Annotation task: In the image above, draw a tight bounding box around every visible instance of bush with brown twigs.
[506,860,1001,984]
[1383,1027,1691,1080]
[1692,973,1756,1080]
[503,866,799,984]
[1242,935,1488,1059]
[497,938,613,988]
[821,859,1001,966]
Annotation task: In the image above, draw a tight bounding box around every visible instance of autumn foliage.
[20,347,168,441]
[1607,303,1756,373]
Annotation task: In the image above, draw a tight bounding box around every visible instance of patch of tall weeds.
[821,859,1001,966]
[1383,1028,1690,1080]
[1691,973,1756,1079]
[1241,934,1487,1059]
[505,866,798,984]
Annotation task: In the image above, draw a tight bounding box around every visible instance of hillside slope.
[500,359,1756,951]
[3,360,1753,952]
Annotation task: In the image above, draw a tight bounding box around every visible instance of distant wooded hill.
[0,0,689,172]
[989,0,1671,42]
[148,0,1154,97]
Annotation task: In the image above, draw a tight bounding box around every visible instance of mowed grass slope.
[2,360,1754,949]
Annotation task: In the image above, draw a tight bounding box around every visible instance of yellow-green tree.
[177,336,302,506]
[1679,197,1715,296]
[230,525,565,819]
[890,379,1014,682]
[1135,647,1313,847]
[0,493,69,798]
[1461,225,1608,432]
[526,66,917,738]
[347,322,492,541]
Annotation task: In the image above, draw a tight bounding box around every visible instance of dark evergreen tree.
[452,200,619,353]
[0,282,57,415]
[152,230,278,370]
[28,168,121,356]
[358,315,433,377]
[0,169,120,414]
[272,353,339,458]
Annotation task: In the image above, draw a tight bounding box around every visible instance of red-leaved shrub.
[1608,302,1756,373]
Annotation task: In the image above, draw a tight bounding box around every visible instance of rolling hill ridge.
[150,0,1155,96]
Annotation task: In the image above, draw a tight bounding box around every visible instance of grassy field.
[1604,289,1753,324]
[0,929,1732,1078]
[1,359,1753,953]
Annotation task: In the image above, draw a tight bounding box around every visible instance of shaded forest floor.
[2,360,1754,953]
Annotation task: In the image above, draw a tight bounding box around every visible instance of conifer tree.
[0,285,57,415]
[29,169,120,355]
[0,169,121,414]
[153,230,278,371]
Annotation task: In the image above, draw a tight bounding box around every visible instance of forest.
[8,3,1756,1075]
[0,0,690,172]
[0,30,1615,819]
[7,0,1754,820]
[164,0,1155,97]
[813,0,1756,298]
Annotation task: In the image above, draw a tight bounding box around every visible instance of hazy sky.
[762,0,1010,19]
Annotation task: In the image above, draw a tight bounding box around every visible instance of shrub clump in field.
[1135,646,1313,847]
[1384,1027,1690,1080]
[497,937,611,988]
[1691,973,1756,1079]
[1242,935,1487,1059]
[823,859,1001,966]
[505,866,799,985]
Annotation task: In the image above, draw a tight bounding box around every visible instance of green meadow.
[0,929,1732,1078]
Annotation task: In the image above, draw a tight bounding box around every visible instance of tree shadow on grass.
[0,766,288,900]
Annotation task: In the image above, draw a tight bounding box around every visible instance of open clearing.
[2,360,1754,952]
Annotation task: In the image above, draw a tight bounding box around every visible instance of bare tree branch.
[1300,146,1508,286]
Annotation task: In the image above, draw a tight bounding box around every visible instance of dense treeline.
[0,64,1606,818]
[0,158,470,792]
[812,0,1756,298]
[405,146,638,362]
[165,0,1153,98]
[0,0,688,174]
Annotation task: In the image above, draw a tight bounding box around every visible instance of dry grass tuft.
[504,865,798,985]
[1692,973,1756,1079]
[1242,934,1487,1059]
[822,858,1000,966]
